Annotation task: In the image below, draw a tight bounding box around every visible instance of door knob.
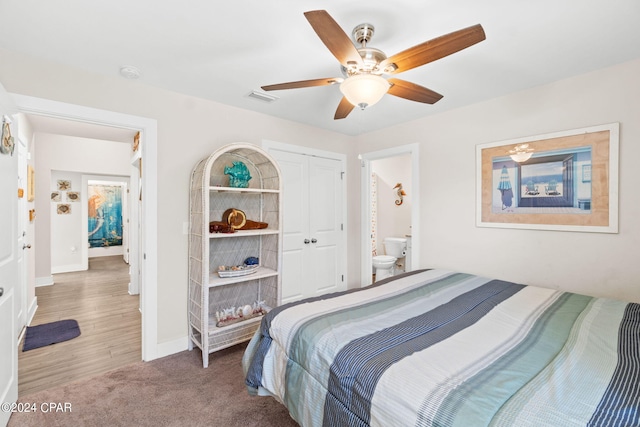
[0,287,3,297]
[311,238,317,243]
[23,244,31,250]
[304,239,310,244]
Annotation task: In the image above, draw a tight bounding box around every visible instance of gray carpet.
[9,343,299,427]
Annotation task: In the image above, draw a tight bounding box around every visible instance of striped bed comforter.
[243,269,640,427]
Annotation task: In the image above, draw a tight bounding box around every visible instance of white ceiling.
[2,0,639,136]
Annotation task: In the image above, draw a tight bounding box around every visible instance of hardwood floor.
[18,255,141,397]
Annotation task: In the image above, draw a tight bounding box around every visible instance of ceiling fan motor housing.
[353,23,375,44]
[341,23,388,76]
[341,47,387,76]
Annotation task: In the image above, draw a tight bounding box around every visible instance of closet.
[268,149,345,303]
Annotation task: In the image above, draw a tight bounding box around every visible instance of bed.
[243,269,639,427]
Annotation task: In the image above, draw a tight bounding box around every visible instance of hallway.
[18,256,141,396]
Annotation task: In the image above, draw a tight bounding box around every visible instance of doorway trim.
[360,143,420,287]
[11,93,159,361]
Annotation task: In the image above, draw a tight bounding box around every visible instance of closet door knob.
[304,239,310,244]
[311,238,317,243]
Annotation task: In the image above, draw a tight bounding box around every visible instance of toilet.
[372,237,407,282]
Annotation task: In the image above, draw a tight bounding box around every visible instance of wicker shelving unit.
[188,143,282,368]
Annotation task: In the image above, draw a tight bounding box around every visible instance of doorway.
[85,178,129,261]
[11,93,159,361]
[360,144,420,287]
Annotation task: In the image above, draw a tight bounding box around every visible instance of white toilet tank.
[383,237,407,258]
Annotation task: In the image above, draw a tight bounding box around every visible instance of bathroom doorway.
[360,144,420,287]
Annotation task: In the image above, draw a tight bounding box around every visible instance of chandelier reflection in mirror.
[509,144,534,162]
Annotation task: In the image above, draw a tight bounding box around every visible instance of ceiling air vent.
[247,90,279,103]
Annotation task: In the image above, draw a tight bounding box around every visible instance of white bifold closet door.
[270,150,344,304]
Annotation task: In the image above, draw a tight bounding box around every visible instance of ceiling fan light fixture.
[340,74,389,109]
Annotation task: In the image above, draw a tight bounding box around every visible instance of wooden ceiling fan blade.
[261,77,343,91]
[381,24,486,74]
[304,10,364,68]
[387,78,443,104]
[334,97,355,120]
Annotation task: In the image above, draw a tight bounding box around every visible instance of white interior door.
[270,149,344,303]
[16,135,28,337]
[273,151,308,303]
[0,109,19,426]
[308,157,342,295]
[128,157,141,296]
[122,183,129,264]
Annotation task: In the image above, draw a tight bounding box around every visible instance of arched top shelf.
[193,143,281,192]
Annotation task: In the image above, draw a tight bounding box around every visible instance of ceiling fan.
[261,10,486,120]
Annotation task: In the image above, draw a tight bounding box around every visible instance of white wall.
[357,58,640,303]
[50,170,83,273]
[372,155,412,255]
[33,133,131,281]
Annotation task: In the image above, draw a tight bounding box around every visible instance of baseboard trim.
[27,297,38,325]
[35,276,54,287]
[51,264,86,274]
[154,336,189,360]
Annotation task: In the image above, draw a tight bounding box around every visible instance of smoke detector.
[119,66,141,79]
